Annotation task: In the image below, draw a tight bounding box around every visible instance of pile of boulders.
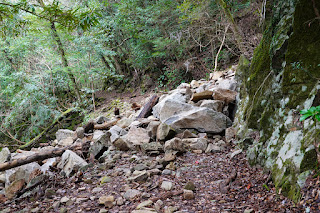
[0,66,238,202]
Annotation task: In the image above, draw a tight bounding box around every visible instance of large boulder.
[199,100,224,112]
[57,150,88,177]
[153,88,192,119]
[155,99,194,122]
[165,107,232,134]
[212,89,237,104]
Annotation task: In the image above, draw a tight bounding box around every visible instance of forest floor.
[1,90,320,213]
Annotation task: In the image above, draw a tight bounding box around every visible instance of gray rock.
[127,170,149,182]
[146,121,161,139]
[230,149,242,159]
[153,89,192,119]
[164,151,177,162]
[134,164,148,171]
[165,107,232,134]
[161,169,173,175]
[225,127,236,143]
[215,77,237,91]
[156,123,175,141]
[0,147,10,163]
[90,130,109,158]
[164,138,187,152]
[182,138,208,151]
[141,142,163,154]
[183,189,194,200]
[117,117,134,128]
[75,127,85,139]
[57,150,88,177]
[56,129,75,142]
[199,100,224,112]
[180,130,198,139]
[95,116,109,124]
[107,125,123,143]
[161,181,173,191]
[156,99,195,122]
[123,189,141,200]
[113,138,130,151]
[57,137,74,147]
[124,126,150,146]
[205,143,223,153]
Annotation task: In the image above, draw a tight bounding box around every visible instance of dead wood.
[0,143,83,172]
[136,95,159,119]
[94,118,120,130]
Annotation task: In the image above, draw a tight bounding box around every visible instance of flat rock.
[212,88,237,104]
[199,100,224,112]
[124,126,150,145]
[161,181,173,191]
[165,107,232,134]
[182,138,208,151]
[156,123,175,141]
[56,129,75,142]
[191,90,213,102]
[127,170,149,182]
[5,179,25,199]
[164,138,187,152]
[123,189,141,200]
[205,143,223,153]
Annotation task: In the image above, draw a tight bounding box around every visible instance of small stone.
[205,143,222,153]
[164,152,176,162]
[183,190,194,200]
[136,200,153,209]
[59,207,68,213]
[161,181,173,191]
[116,196,125,205]
[99,195,114,208]
[60,196,70,203]
[31,207,40,213]
[164,206,179,213]
[127,170,149,182]
[100,176,113,184]
[184,181,196,191]
[78,187,86,191]
[192,150,202,154]
[134,164,148,171]
[99,209,108,213]
[230,149,242,159]
[52,201,60,209]
[162,169,172,175]
[123,189,141,200]
[92,187,103,193]
[225,127,236,143]
[154,199,163,212]
[244,209,254,213]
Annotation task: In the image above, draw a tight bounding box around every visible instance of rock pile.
[0,66,238,207]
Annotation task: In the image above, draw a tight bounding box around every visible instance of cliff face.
[235,0,320,201]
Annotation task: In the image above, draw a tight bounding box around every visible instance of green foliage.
[300,106,320,122]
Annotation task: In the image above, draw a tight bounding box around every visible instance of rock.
[5,179,25,199]
[107,125,123,143]
[191,90,213,102]
[134,164,148,171]
[124,126,150,146]
[146,121,161,139]
[161,181,173,191]
[155,99,194,122]
[184,181,196,191]
[100,176,113,184]
[113,138,130,151]
[209,71,224,80]
[117,117,134,128]
[164,138,187,152]
[199,100,224,112]
[0,147,10,163]
[57,137,74,147]
[192,150,202,154]
[165,107,232,134]
[156,123,175,141]
[148,168,161,176]
[153,89,192,119]
[57,150,88,177]
[127,170,149,182]
[132,210,157,213]
[225,127,236,143]
[75,127,85,139]
[190,80,200,88]
[179,130,198,139]
[56,129,75,142]
[141,142,163,155]
[60,196,70,203]
[183,189,194,200]
[154,199,163,212]
[123,189,141,200]
[92,187,103,193]
[116,196,124,205]
[244,209,254,213]
[164,151,177,162]
[164,206,179,213]
[99,195,114,208]
[205,143,223,153]
[216,78,237,90]
[230,149,242,159]
[136,200,153,209]
[95,116,109,124]
[90,130,109,158]
[182,138,208,151]
[212,88,237,104]
[40,158,57,173]
[161,169,173,175]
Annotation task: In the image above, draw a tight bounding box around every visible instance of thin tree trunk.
[50,22,82,102]
[217,0,248,56]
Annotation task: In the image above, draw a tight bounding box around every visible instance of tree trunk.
[217,0,248,56]
[50,22,82,102]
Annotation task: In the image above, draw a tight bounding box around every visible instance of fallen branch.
[136,95,159,119]
[0,143,82,172]
[94,118,121,130]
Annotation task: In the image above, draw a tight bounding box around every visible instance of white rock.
[57,150,88,177]
[161,181,173,191]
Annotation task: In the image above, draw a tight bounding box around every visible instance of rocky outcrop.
[234,0,320,201]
